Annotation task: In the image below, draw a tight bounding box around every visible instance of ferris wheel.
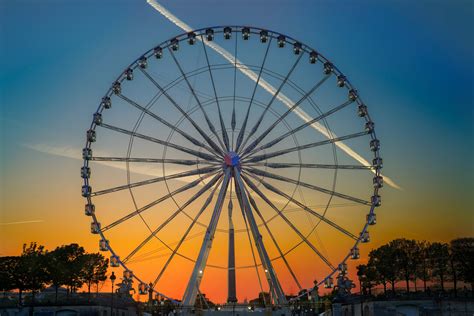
[81,26,382,308]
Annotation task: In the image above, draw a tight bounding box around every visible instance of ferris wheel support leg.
[233,168,288,306]
[181,168,231,308]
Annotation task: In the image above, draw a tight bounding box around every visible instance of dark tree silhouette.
[450,238,474,293]
[81,253,109,297]
[429,242,449,292]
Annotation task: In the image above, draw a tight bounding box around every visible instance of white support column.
[182,168,231,307]
[233,168,287,306]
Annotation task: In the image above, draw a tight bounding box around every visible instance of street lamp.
[110,272,116,316]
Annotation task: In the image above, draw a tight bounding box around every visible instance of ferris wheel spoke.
[123,172,223,265]
[116,93,220,159]
[151,177,223,288]
[241,173,337,270]
[244,99,355,158]
[182,168,231,306]
[235,38,273,153]
[91,166,218,197]
[247,162,374,170]
[243,185,303,291]
[244,130,369,164]
[100,123,220,162]
[246,166,370,206]
[238,53,304,155]
[139,67,224,156]
[91,156,218,166]
[167,48,228,153]
[234,169,287,305]
[241,74,330,157]
[231,34,238,149]
[243,171,359,241]
[200,35,231,151]
[100,171,217,233]
[233,179,267,304]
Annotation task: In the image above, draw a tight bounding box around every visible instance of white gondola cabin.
[99,239,108,251]
[87,129,96,142]
[154,47,163,59]
[205,29,214,41]
[91,222,101,234]
[361,231,370,243]
[350,247,360,259]
[371,194,381,207]
[138,56,147,69]
[367,213,377,225]
[112,81,121,94]
[82,185,91,197]
[85,203,95,216]
[242,27,250,40]
[373,175,383,188]
[259,30,268,43]
[337,75,346,87]
[138,283,148,295]
[110,255,120,267]
[277,35,285,48]
[187,32,196,45]
[81,166,90,179]
[125,68,133,81]
[324,277,334,288]
[223,27,231,40]
[101,96,111,109]
[309,51,318,64]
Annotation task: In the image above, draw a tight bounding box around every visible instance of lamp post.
[110,272,116,316]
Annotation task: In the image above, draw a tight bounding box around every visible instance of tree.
[450,238,474,293]
[19,243,49,305]
[368,245,398,294]
[48,244,86,295]
[429,242,449,292]
[416,241,431,292]
[81,253,108,297]
[389,239,418,293]
[0,256,20,296]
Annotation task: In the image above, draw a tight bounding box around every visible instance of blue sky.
[1,0,472,260]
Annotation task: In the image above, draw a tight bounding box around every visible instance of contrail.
[0,220,44,225]
[146,0,400,190]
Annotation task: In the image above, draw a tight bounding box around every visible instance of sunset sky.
[1,0,473,304]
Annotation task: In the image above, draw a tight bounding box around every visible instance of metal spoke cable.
[231,34,238,150]
[246,162,374,170]
[241,74,330,157]
[100,123,220,162]
[234,38,273,153]
[244,99,355,158]
[91,156,218,166]
[238,53,304,154]
[117,93,220,159]
[243,171,359,240]
[150,177,223,288]
[244,131,369,164]
[100,171,217,232]
[233,175,266,305]
[139,67,224,156]
[200,35,231,151]
[243,185,303,291]
[167,48,228,153]
[123,173,223,264]
[91,166,217,197]
[241,173,337,270]
[246,166,370,206]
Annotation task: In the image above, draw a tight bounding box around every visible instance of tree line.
[0,242,108,305]
[356,237,473,297]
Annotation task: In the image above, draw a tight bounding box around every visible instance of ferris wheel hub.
[224,151,240,167]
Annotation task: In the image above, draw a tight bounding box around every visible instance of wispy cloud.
[23,143,189,179]
[0,220,44,225]
[146,0,401,190]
